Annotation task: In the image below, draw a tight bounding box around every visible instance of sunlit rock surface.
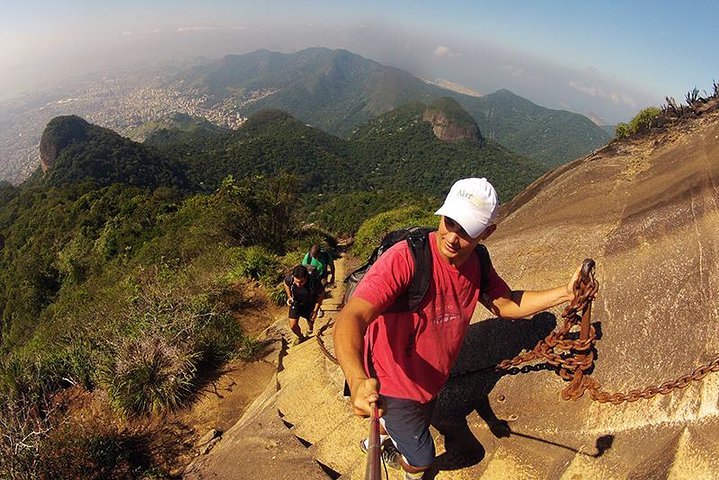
[466,109,719,478]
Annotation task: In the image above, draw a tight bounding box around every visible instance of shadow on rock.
[428,312,557,473]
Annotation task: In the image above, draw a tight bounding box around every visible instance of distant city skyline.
[2,0,717,124]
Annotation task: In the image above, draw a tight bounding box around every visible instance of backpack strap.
[395,237,493,311]
[405,230,433,311]
[475,243,493,303]
[385,228,434,312]
[403,234,492,311]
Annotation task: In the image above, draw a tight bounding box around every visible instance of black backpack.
[343,227,492,313]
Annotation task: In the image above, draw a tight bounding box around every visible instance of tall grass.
[107,335,197,416]
[0,172,316,477]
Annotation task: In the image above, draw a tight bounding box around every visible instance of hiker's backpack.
[342,227,493,313]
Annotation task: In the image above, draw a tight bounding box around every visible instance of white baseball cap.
[434,178,499,238]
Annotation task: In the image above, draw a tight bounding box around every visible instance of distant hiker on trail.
[333,177,583,479]
[302,244,334,318]
[302,243,335,285]
[284,265,325,346]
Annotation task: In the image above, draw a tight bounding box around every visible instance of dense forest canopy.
[1,99,547,351]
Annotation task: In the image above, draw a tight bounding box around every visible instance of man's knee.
[402,460,431,474]
[402,468,429,479]
[399,447,434,473]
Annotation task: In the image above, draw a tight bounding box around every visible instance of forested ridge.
[176,47,611,167]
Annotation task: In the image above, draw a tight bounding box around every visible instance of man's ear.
[479,224,497,240]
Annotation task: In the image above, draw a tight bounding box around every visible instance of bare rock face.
[421,97,484,145]
[39,115,90,172]
[422,108,482,144]
[469,109,719,478]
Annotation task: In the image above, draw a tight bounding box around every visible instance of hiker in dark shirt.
[283,265,325,346]
[301,244,334,319]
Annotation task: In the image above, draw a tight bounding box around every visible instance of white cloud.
[568,80,636,107]
[176,26,220,33]
[116,29,163,37]
[502,64,525,78]
[434,45,460,58]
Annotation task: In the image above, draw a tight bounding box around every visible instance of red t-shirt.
[353,232,509,403]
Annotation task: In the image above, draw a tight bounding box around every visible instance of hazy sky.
[2,0,717,123]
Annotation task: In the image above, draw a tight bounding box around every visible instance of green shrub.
[267,282,289,306]
[281,223,338,254]
[60,339,100,390]
[628,107,661,134]
[102,280,260,415]
[304,191,438,237]
[0,348,74,405]
[193,311,259,363]
[57,234,97,283]
[226,246,281,286]
[352,206,436,260]
[614,122,629,139]
[215,174,300,253]
[616,107,661,139]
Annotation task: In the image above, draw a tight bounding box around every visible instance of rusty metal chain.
[316,258,719,405]
[316,318,339,365]
[587,356,719,404]
[488,259,599,401]
[490,258,719,404]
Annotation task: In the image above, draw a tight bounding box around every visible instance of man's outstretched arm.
[333,296,381,417]
[484,265,581,319]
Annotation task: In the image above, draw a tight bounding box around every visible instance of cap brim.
[434,204,486,238]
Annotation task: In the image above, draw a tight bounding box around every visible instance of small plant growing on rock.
[614,107,661,139]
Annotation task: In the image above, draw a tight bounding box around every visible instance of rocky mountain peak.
[422,97,483,144]
[39,115,91,172]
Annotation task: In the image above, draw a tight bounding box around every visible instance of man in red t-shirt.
[334,178,581,479]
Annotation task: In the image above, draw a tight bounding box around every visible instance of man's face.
[293,276,308,287]
[436,216,489,265]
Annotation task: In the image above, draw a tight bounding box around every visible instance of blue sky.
[2,0,717,123]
